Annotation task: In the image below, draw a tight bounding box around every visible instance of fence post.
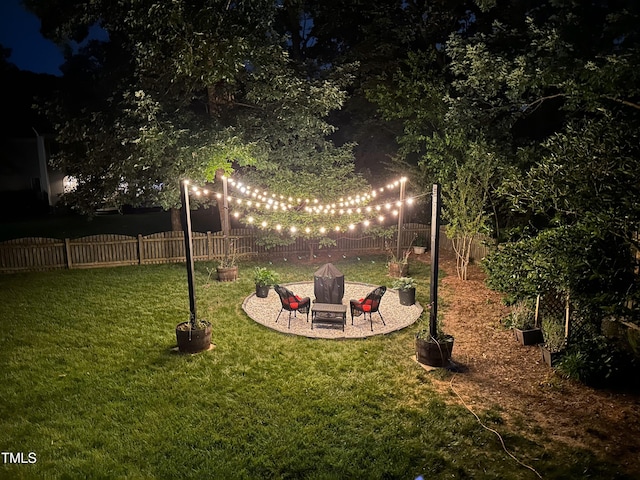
[207,232,213,260]
[64,238,72,269]
[137,234,144,265]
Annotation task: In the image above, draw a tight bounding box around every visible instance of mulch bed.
[420,251,640,476]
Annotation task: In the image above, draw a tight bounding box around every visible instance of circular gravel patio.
[242,282,423,339]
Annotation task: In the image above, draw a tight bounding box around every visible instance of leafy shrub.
[557,335,640,389]
[253,267,279,287]
[505,298,537,330]
[541,315,566,353]
[392,277,417,290]
[482,239,541,303]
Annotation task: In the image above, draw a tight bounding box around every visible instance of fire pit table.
[311,303,347,330]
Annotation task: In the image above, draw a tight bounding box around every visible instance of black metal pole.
[180,180,197,327]
[222,174,230,259]
[396,178,406,260]
[429,183,441,338]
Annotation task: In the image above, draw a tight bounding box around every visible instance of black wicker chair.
[274,285,311,328]
[349,286,386,331]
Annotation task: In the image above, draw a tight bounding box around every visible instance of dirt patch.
[421,252,640,475]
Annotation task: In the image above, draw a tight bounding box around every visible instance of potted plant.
[413,236,428,254]
[416,327,454,367]
[217,241,238,282]
[387,248,411,278]
[540,315,566,367]
[253,266,279,298]
[392,276,417,306]
[509,298,543,346]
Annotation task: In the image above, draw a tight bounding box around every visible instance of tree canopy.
[27,0,373,243]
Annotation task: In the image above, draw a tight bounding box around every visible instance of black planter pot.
[398,287,416,306]
[540,345,563,367]
[176,321,212,353]
[513,327,543,346]
[255,284,270,298]
[416,335,454,367]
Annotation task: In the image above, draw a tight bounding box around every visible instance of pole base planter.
[514,327,543,346]
[416,335,454,367]
[176,321,212,353]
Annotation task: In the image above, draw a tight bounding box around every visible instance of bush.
[541,315,566,353]
[482,240,540,303]
[557,335,640,389]
[253,267,279,287]
[392,277,417,290]
[505,298,537,330]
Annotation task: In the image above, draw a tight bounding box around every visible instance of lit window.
[63,176,78,193]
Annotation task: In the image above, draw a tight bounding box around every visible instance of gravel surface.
[242,282,423,339]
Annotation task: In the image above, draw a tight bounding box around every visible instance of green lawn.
[0,256,629,479]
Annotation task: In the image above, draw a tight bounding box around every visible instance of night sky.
[0,0,65,76]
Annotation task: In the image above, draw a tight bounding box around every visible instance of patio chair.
[274,285,311,328]
[350,286,386,331]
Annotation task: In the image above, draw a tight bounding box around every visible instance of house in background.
[1,62,65,218]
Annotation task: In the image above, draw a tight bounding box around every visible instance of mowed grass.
[0,255,628,479]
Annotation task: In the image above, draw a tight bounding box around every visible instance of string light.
[182,174,427,236]
[226,174,411,212]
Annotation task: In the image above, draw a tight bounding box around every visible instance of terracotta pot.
[217,266,238,282]
[416,335,454,367]
[176,321,212,353]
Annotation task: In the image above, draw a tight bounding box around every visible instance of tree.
[26,0,364,239]
[495,116,640,310]
[448,0,640,383]
[444,0,640,305]
[442,141,496,280]
[365,14,504,280]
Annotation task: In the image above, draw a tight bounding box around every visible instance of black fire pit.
[313,263,344,304]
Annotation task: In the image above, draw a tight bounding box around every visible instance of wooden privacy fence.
[0,223,491,273]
